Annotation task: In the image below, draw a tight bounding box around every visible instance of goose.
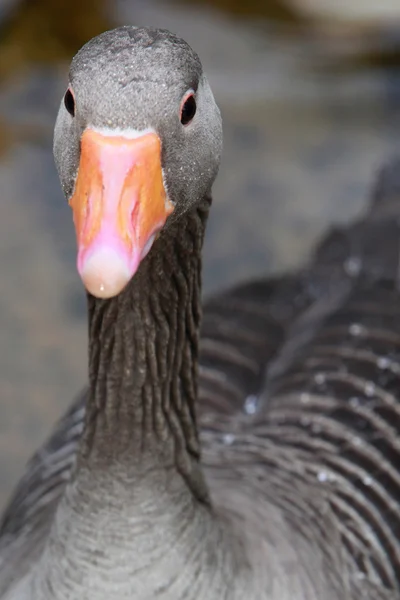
[0,25,399,600]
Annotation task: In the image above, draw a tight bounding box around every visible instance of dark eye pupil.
[181,95,196,125]
[64,89,75,117]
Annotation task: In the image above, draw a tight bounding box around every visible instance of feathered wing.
[244,159,400,595]
[0,391,85,594]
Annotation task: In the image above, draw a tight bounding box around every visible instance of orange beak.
[69,129,174,298]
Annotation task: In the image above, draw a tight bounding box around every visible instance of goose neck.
[78,200,210,503]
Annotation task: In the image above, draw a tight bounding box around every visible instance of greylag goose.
[0,25,399,600]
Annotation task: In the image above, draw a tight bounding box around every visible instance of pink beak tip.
[79,246,136,299]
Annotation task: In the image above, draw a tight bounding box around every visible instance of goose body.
[0,25,399,600]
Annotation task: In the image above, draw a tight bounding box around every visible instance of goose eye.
[180,93,196,125]
[64,88,75,117]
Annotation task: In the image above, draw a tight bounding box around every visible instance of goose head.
[53,26,222,299]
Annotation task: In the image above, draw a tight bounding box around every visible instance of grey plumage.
[0,25,399,600]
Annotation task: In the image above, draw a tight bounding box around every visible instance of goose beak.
[69,128,174,299]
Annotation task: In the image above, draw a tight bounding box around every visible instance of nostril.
[130,202,140,238]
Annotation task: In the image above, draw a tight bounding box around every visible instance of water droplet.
[343,256,362,277]
[349,323,365,337]
[223,433,235,445]
[364,382,375,397]
[300,393,310,404]
[355,571,366,581]
[363,475,372,486]
[314,373,326,385]
[317,471,328,482]
[243,395,259,415]
[377,356,390,370]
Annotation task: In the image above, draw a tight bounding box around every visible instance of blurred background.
[0,0,400,509]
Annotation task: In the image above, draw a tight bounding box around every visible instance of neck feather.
[78,198,210,503]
